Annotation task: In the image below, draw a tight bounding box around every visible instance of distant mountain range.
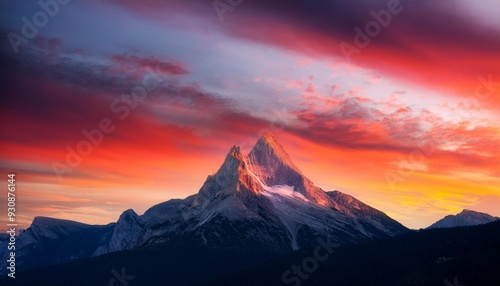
[3,220,500,285]
[1,134,408,275]
[1,134,498,285]
[428,209,499,229]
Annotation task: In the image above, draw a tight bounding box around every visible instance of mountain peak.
[250,133,298,170]
[260,132,278,143]
[248,134,331,206]
[460,209,478,214]
[228,145,242,157]
[428,209,499,229]
[194,143,263,206]
[457,209,496,217]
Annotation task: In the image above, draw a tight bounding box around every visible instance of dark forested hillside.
[203,221,500,286]
[2,221,499,286]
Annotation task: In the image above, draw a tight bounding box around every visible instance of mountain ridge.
[1,133,409,275]
[428,209,499,229]
[247,133,332,206]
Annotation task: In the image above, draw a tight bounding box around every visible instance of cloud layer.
[1,0,499,229]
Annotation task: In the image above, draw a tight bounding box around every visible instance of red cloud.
[106,0,500,110]
[111,54,190,76]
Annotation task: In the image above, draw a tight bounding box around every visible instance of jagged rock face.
[428,209,499,229]
[94,209,145,256]
[247,134,331,206]
[327,191,382,215]
[325,191,410,237]
[134,133,408,252]
[180,145,273,228]
[3,133,412,273]
[195,145,264,207]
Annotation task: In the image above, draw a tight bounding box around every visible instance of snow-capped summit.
[248,133,331,206]
[132,133,408,251]
[249,133,298,172]
[428,209,499,229]
[2,133,410,273]
[195,144,263,206]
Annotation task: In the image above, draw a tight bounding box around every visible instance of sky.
[0,0,499,230]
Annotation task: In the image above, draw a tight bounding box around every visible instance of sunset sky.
[1,0,499,230]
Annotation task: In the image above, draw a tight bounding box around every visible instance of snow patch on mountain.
[262,185,309,202]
